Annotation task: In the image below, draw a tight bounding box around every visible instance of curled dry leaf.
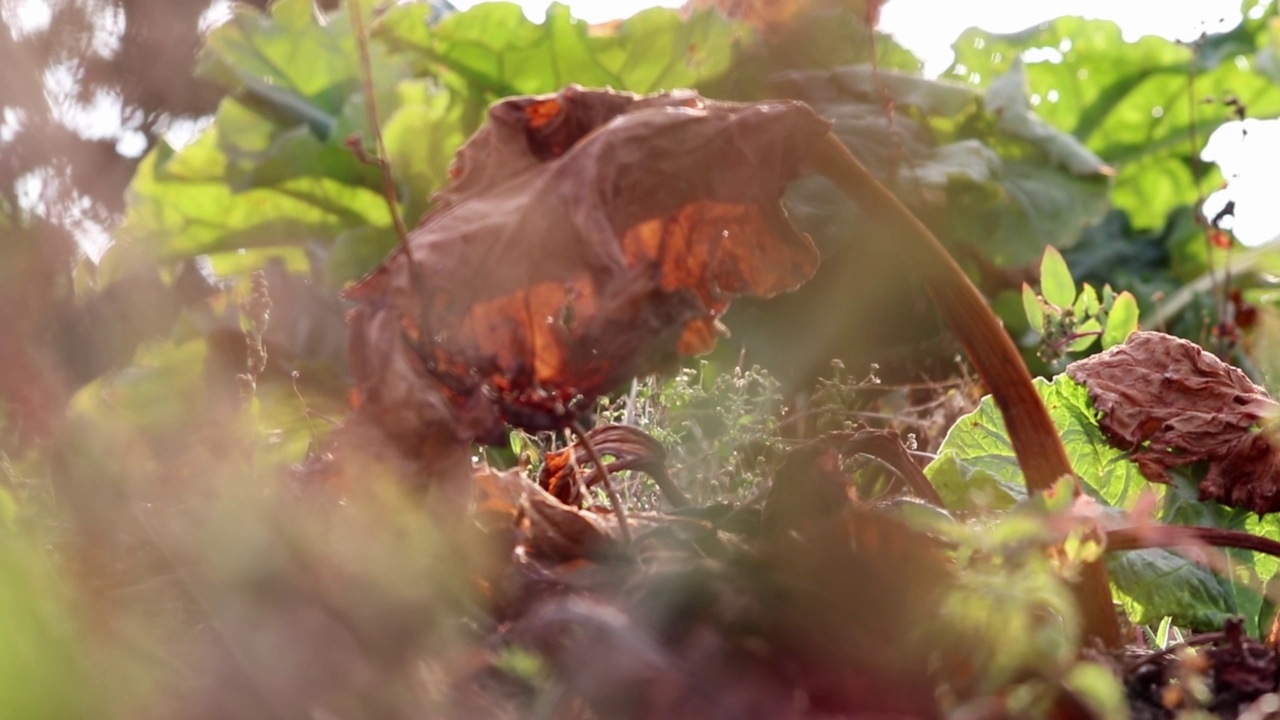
[474,465,621,563]
[1066,331,1280,514]
[540,423,690,508]
[346,86,830,452]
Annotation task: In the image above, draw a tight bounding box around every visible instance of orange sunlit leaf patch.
[346,86,830,449]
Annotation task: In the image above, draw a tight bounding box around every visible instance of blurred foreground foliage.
[7,0,1280,716]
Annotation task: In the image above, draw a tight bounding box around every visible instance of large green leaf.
[380,79,470,224]
[379,1,742,98]
[115,0,424,283]
[986,59,1109,177]
[994,159,1109,261]
[927,376,1146,507]
[195,0,361,135]
[1106,548,1237,629]
[120,130,392,269]
[777,65,1108,265]
[948,10,1280,228]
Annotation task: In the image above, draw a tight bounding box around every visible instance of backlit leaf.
[1039,246,1076,308]
[1021,282,1044,332]
[1101,291,1139,348]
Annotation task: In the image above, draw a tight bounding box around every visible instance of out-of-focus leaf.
[382,2,742,97]
[236,125,383,191]
[689,0,885,38]
[120,0,420,284]
[1107,547,1237,629]
[0,534,90,717]
[1039,246,1076,308]
[908,140,1002,187]
[381,80,470,223]
[0,488,13,530]
[1064,661,1129,720]
[120,131,392,264]
[1256,15,1280,84]
[775,66,1107,266]
[986,59,1111,177]
[1102,291,1139,348]
[1021,282,1044,331]
[589,6,743,91]
[995,160,1110,258]
[948,11,1280,228]
[772,65,978,118]
[195,0,358,136]
[327,226,400,288]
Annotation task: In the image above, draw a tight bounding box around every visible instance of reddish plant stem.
[346,0,412,251]
[1108,525,1280,558]
[571,421,633,547]
[808,132,1123,648]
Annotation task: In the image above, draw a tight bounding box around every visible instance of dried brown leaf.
[347,86,830,452]
[474,465,621,563]
[1066,331,1280,513]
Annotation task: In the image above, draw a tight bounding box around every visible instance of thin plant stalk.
[808,132,1124,648]
[572,421,633,547]
[345,0,412,251]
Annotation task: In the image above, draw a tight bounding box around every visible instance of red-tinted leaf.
[347,86,830,448]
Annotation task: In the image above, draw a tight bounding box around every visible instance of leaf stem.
[1050,329,1103,353]
[808,132,1123,648]
[571,421,633,547]
[345,0,413,255]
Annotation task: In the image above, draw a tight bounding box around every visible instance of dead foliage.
[345,86,831,455]
[1067,331,1280,514]
[1126,619,1280,719]
[465,435,963,719]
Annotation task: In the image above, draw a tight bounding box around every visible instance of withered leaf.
[347,86,830,449]
[474,464,621,563]
[1066,331,1280,514]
